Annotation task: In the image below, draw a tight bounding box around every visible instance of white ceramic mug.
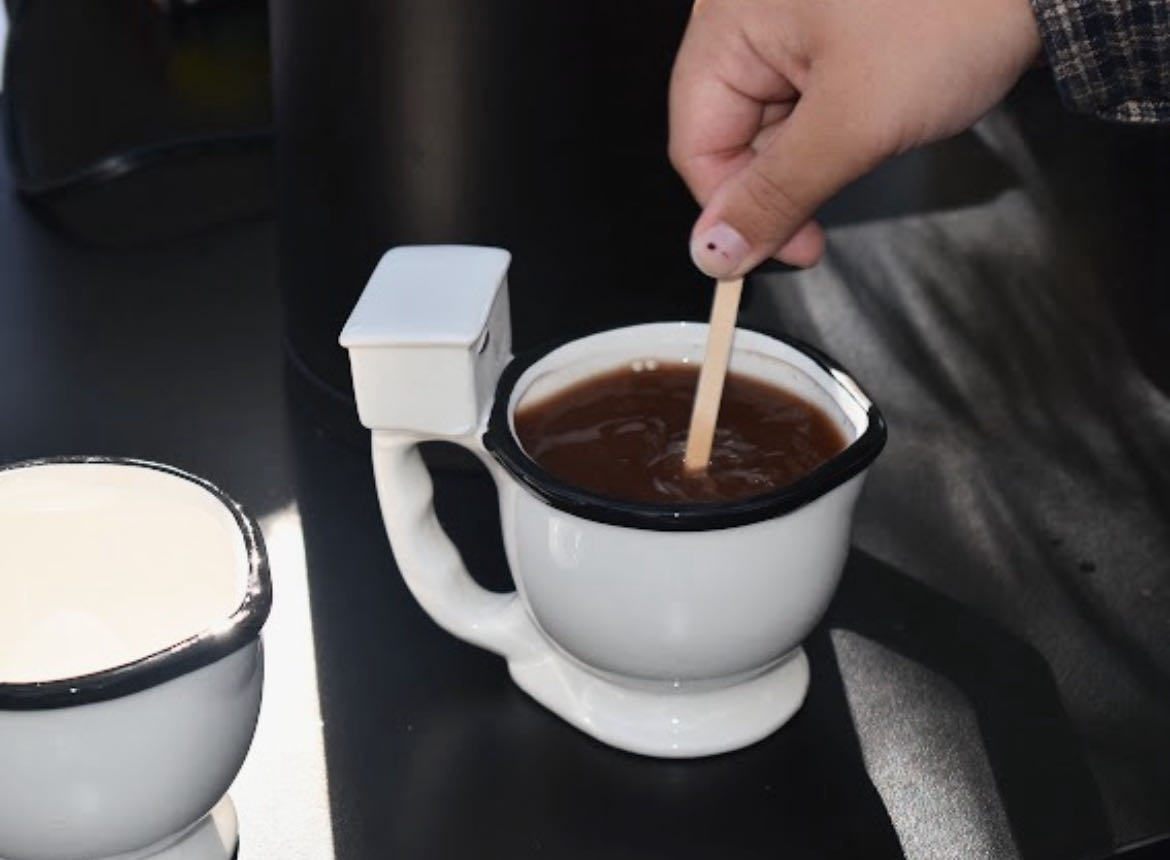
[0,457,271,860]
[341,246,885,758]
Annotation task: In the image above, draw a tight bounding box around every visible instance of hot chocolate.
[514,360,848,504]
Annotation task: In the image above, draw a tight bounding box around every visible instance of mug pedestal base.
[39,795,240,860]
[508,647,810,758]
[135,795,238,860]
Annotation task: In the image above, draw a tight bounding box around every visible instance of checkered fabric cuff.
[1029,0,1170,122]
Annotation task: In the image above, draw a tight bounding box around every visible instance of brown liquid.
[514,361,848,504]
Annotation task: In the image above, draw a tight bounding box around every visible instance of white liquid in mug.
[0,463,247,683]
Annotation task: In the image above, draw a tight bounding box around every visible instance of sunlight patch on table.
[233,502,335,859]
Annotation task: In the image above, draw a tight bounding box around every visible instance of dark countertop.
[1,70,1168,859]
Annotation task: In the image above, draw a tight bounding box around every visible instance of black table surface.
[1,76,1169,859]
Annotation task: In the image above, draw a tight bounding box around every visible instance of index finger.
[668,24,798,203]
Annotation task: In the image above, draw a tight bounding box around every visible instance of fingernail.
[690,222,751,278]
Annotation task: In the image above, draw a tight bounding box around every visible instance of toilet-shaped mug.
[0,457,270,860]
[340,246,885,758]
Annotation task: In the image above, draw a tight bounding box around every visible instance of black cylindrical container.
[270,1,709,441]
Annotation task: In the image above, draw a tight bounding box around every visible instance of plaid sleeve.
[1028,0,1170,122]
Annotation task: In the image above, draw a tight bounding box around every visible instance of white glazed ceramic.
[341,246,885,758]
[0,458,271,860]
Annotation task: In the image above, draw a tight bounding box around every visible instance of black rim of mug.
[483,323,888,532]
[0,456,271,710]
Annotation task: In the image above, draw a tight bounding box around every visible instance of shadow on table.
[828,552,1112,860]
[818,128,1019,230]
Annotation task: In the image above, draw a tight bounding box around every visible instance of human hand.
[669,0,1042,276]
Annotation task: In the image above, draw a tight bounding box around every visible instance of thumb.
[689,95,884,277]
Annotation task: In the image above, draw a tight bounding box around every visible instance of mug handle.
[370,429,545,662]
[341,246,546,663]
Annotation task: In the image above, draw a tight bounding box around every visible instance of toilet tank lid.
[340,245,512,348]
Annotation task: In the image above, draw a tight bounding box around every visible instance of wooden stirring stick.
[683,277,744,473]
